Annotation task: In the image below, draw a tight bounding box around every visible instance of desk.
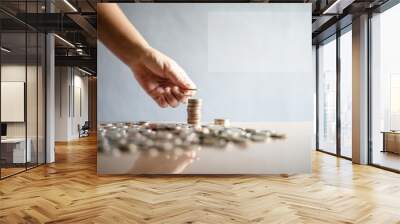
[382,131,400,154]
[1,138,31,164]
[98,122,312,175]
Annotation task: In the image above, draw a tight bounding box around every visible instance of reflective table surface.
[97,122,312,174]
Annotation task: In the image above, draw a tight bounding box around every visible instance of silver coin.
[251,133,267,142]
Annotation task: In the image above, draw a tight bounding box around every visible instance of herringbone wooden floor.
[1,135,400,224]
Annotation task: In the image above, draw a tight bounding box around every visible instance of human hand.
[130,47,196,108]
[130,149,198,174]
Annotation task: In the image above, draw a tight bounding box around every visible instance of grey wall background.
[98,3,313,123]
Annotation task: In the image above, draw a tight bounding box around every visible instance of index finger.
[165,61,196,90]
[181,88,196,97]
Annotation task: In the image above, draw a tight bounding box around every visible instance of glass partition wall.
[316,27,352,159]
[0,30,27,177]
[0,2,46,179]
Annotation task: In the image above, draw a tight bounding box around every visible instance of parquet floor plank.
[1,135,400,223]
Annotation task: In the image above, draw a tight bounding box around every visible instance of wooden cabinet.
[382,132,400,154]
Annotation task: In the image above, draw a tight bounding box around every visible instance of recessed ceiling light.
[54,34,75,48]
[63,0,78,12]
[78,67,92,76]
[1,47,11,53]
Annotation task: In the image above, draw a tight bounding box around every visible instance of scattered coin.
[98,122,286,156]
[251,133,267,142]
[270,132,286,139]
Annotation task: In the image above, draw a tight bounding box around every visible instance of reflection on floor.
[1,135,400,223]
[0,162,42,178]
[373,150,400,171]
[0,167,25,178]
[341,147,352,158]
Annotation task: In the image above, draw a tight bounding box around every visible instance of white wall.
[98,3,313,123]
[1,64,46,163]
[72,73,89,138]
[1,65,40,137]
[1,65,26,139]
[55,67,69,141]
[55,67,89,141]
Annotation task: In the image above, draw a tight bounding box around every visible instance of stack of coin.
[214,118,230,127]
[187,98,202,126]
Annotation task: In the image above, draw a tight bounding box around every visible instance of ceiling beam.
[55,55,96,72]
[312,14,352,44]
[322,0,356,14]
[13,13,81,32]
[67,13,97,39]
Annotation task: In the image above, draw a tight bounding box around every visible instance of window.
[371,3,400,171]
[316,26,353,159]
[340,29,352,158]
[318,37,337,154]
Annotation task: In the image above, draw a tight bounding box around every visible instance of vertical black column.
[44,10,47,164]
[336,29,341,157]
[36,0,39,167]
[367,11,373,164]
[24,0,28,170]
[316,45,320,150]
